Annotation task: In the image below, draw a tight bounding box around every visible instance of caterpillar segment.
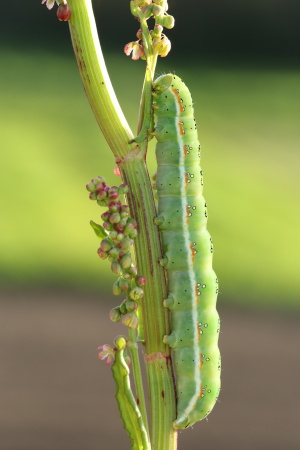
[153,74,221,429]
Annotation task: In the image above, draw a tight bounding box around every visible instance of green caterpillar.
[152,74,221,429]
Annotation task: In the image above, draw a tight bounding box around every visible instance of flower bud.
[119,237,133,251]
[160,14,175,29]
[109,307,122,322]
[136,29,143,40]
[140,5,153,19]
[129,286,144,300]
[119,278,130,292]
[103,221,113,231]
[135,275,148,286]
[97,248,108,259]
[100,238,113,252]
[127,266,138,276]
[108,188,119,200]
[97,199,108,207]
[122,312,139,329]
[109,212,121,224]
[129,228,138,239]
[101,211,110,222]
[125,299,138,312]
[151,24,163,38]
[109,230,118,240]
[86,181,96,192]
[119,300,128,315]
[89,192,97,200]
[120,253,132,270]
[154,35,171,57]
[152,5,164,17]
[121,205,130,214]
[109,247,120,259]
[124,223,135,235]
[113,280,122,296]
[57,4,72,22]
[134,0,152,5]
[116,233,125,241]
[111,260,121,275]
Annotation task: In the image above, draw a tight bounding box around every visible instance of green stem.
[128,328,149,438]
[120,158,177,450]
[68,0,135,157]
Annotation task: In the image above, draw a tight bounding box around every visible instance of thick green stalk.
[68,0,135,156]
[120,158,177,450]
[67,1,177,448]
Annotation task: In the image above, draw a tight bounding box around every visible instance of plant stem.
[67,1,177,448]
[120,158,177,450]
[67,0,135,156]
[128,328,149,438]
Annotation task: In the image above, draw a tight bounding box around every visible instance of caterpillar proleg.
[152,74,221,429]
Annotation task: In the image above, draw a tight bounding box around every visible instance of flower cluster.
[86,176,147,330]
[125,0,174,60]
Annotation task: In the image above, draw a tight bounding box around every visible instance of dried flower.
[97,344,115,365]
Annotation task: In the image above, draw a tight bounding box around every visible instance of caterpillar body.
[152,74,221,429]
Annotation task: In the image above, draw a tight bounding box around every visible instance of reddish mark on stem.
[161,390,165,399]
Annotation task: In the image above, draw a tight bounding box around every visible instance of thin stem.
[128,328,149,438]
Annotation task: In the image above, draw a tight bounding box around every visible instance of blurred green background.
[1,0,299,310]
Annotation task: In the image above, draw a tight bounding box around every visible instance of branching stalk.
[66,0,177,449]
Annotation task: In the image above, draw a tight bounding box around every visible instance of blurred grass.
[0,49,299,310]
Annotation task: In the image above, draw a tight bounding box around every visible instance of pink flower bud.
[109,212,121,224]
[109,247,120,259]
[120,253,132,270]
[152,5,164,17]
[113,166,121,177]
[124,42,145,61]
[86,181,96,192]
[111,260,121,275]
[100,238,112,252]
[129,286,144,300]
[122,313,139,329]
[119,278,130,292]
[89,192,97,200]
[113,280,122,296]
[125,299,138,313]
[119,300,128,315]
[101,211,110,222]
[135,275,148,286]
[97,248,108,260]
[57,4,72,21]
[127,266,138,276]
